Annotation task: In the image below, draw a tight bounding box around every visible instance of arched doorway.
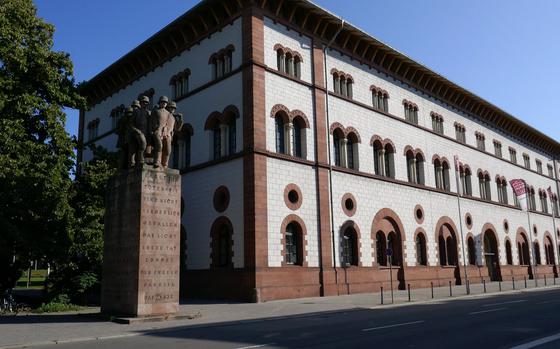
[517,229,533,279]
[371,209,406,290]
[435,217,461,285]
[483,228,501,281]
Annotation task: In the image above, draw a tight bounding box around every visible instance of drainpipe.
[324,19,345,294]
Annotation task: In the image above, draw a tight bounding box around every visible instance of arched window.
[371,87,389,113]
[373,141,383,176]
[276,49,285,73]
[228,117,236,155]
[505,240,513,265]
[544,236,555,265]
[211,218,233,268]
[540,190,549,214]
[292,120,302,158]
[340,76,347,97]
[438,226,457,267]
[406,150,425,185]
[285,222,302,265]
[342,227,359,266]
[528,187,537,211]
[275,115,286,154]
[534,242,541,265]
[285,52,294,76]
[376,231,387,266]
[294,56,301,79]
[333,131,342,166]
[346,132,359,170]
[467,237,476,265]
[172,124,193,169]
[497,177,508,204]
[218,226,231,267]
[518,233,530,266]
[333,73,340,94]
[460,167,473,196]
[478,172,491,200]
[384,144,395,179]
[416,233,427,266]
[213,123,222,160]
[416,154,425,185]
[446,236,456,266]
[434,159,448,190]
[442,161,450,191]
[438,234,447,266]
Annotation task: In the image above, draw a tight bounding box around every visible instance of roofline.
[81,0,560,156]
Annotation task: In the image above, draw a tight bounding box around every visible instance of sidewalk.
[1,279,559,349]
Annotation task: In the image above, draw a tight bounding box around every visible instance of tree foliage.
[46,146,117,304]
[0,0,85,292]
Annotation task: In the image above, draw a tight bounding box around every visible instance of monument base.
[101,165,181,317]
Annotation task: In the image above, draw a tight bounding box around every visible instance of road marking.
[469,307,507,315]
[234,344,276,349]
[482,300,526,307]
[509,332,560,349]
[361,320,425,332]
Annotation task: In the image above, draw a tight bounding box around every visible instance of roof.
[80,0,560,156]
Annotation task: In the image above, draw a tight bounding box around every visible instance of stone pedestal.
[101,165,181,317]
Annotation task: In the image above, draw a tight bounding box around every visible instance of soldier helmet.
[140,95,150,103]
[158,96,169,103]
[125,106,133,113]
[168,101,177,108]
[131,100,140,108]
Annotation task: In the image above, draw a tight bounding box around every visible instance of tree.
[46,146,117,304]
[0,0,85,292]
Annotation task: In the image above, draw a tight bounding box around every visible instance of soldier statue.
[163,101,184,168]
[128,96,150,167]
[149,96,172,168]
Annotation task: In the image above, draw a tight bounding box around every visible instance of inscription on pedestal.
[101,166,181,317]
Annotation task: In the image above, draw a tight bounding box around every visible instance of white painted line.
[509,332,560,349]
[234,343,276,349]
[361,320,425,332]
[469,307,507,315]
[482,300,526,307]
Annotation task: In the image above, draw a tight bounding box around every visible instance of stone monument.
[101,96,183,317]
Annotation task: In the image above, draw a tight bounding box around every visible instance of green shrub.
[34,294,81,313]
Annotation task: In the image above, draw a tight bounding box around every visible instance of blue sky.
[35,0,560,142]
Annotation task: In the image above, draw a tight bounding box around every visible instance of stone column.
[380,149,386,177]
[285,122,294,156]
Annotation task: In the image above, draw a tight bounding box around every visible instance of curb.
[2,284,559,349]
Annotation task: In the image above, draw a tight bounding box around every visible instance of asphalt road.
[32,288,560,349]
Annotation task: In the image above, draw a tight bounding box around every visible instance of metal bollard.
[524,276,527,288]
[499,280,502,292]
[545,275,547,286]
[555,277,557,286]
[512,276,515,290]
[483,279,486,293]
[467,280,470,295]
[431,282,434,299]
[408,284,411,302]
[449,281,452,297]
[380,286,384,305]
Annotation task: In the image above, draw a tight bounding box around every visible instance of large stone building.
[79,0,560,302]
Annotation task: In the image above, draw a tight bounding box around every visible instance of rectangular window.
[548,164,554,178]
[536,160,543,174]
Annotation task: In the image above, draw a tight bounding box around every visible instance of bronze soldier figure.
[128,96,150,167]
[163,101,183,168]
[149,96,171,168]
